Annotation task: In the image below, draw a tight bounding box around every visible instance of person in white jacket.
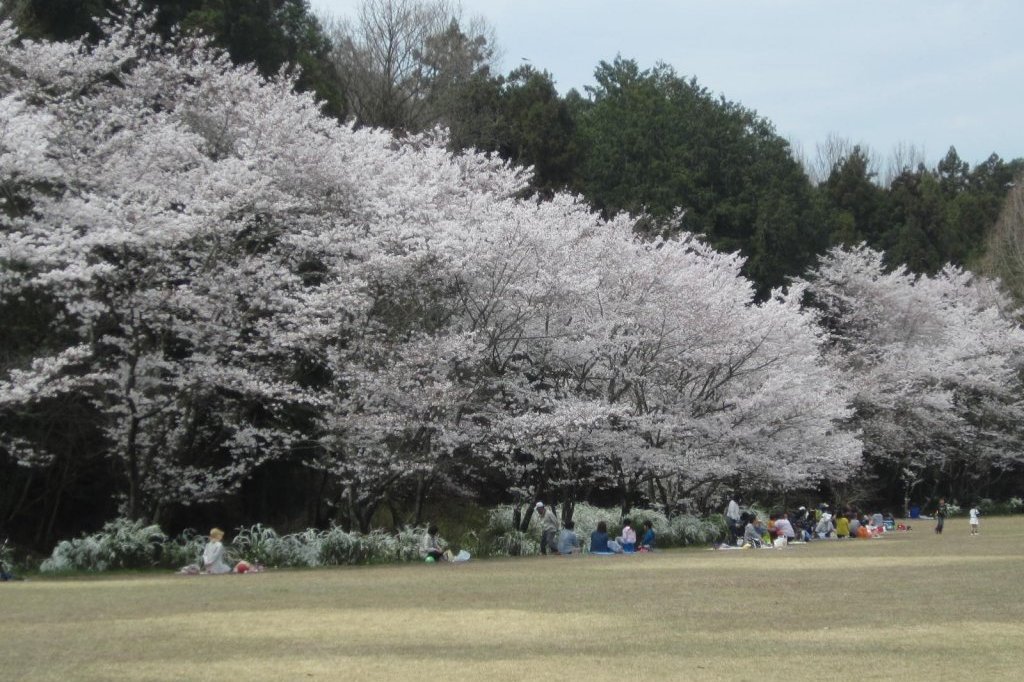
[726,495,742,542]
[202,528,231,574]
[420,525,451,562]
[536,502,560,555]
[815,513,835,539]
[616,519,637,552]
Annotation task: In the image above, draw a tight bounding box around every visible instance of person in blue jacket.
[639,519,655,550]
[590,521,611,552]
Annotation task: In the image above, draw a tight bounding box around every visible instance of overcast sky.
[310,0,1024,167]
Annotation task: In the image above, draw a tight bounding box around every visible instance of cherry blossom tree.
[0,7,362,520]
[801,245,1024,508]
[2,4,863,531]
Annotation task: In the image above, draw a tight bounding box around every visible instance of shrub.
[39,504,735,572]
[486,506,519,534]
[358,529,401,564]
[230,524,291,567]
[664,514,726,546]
[566,503,621,551]
[40,518,166,572]
[318,526,356,566]
[490,530,539,557]
[1,539,14,573]
[458,530,481,557]
[395,527,426,562]
[161,528,206,568]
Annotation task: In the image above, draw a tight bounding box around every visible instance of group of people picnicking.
[723,494,983,548]
[535,501,655,556]
[725,495,905,549]
[184,495,981,572]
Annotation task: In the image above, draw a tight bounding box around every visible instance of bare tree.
[327,0,497,132]
[883,141,927,187]
[805,133,881,186]
[805,132,854,185]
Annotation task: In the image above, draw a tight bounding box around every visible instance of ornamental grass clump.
[230,524,290,567]
[483,506,538,556]
[623,507,670,537]
[663,514,726,546]
[278,528,323,567]
[160,528,206,568]
[317,526,357,566]
[395,527,426,562]
[320,528,400,565]
[567,503,621,551]
[490,529,539,557]
[1,539,14,573]
[40,518,166,572]
[485,506,518,535]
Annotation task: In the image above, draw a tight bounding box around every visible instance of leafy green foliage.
[570,57,825,294]
[40,518,167,572]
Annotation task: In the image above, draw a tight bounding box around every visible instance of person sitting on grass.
[557,520,580,555]
[639,520,655,551]
[616,518,637,552]
[420,525,451,562]
[590,521,622,553]
[835,513,850,539]
[203,528,232,574]
[815,513,835,539]
[774,513,796,542]
[743,514,766,548]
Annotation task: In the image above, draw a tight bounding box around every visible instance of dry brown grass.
[4,516,1024,681]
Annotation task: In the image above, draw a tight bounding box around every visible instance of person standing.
[536,502,559,555]
[969,505,980,535]
[725,494,742,542]
[934,498,947,534]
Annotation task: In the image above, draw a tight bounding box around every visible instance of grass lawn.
[3,517,1024,681]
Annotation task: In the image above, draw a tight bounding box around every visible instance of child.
[202,528,231,574]
[969,505,980,535]
[934,498,947,535]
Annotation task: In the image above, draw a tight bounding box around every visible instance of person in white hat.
[535,501,559,555]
